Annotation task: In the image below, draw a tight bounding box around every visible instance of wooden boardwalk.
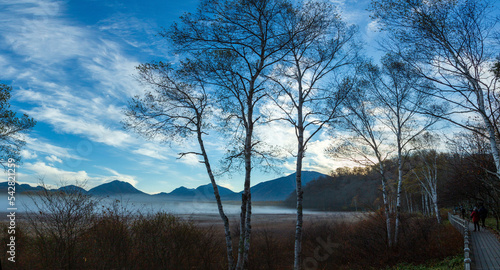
[466,221,500,270]
[450,214,500,270]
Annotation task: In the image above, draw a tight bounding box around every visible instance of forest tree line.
[284,141,500,233]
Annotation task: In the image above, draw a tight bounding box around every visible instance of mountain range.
[1,171,328,202]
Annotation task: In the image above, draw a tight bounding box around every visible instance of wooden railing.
[448,212,471,270]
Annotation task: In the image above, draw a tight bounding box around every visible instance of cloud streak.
[1,0,141,148]
[24,136,85,161]
[21,161,140,190]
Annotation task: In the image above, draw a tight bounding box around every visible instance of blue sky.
[0,0,379,194]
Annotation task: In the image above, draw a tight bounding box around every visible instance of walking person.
[478,204,488,227]
[471,207,481,232]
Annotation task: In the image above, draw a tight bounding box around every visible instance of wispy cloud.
[1,0,141,149]
[21,161,140,189]
[132,142,170,160]
[27,106,132,147]
[20,149,38,160]
[23,161,90,183]
[25,135,85,160]
[97,166,139,187]
[45,154,62,164]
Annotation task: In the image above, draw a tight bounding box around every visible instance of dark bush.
[130,212,224,270]
[300,212,462,270]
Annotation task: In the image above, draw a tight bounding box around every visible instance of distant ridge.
[88,180,145,195]
[58,185,87,194]
[196,183,237,197]
[0,182,44,193]
[249,171,327,201]
[3,171,328,201]
[162,184,238,200]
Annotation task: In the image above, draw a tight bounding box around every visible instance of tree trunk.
[380,173,392,247]
[198,129,234,269]
[294,148,304,270]
[243,193,252,266]
[394,146,403,245]
[431,189,441,224]
[236,154,252,269]
[405,190,411,213]
[236,193,248,270]
[472,80,500,180]
[236,99,254,270]
[294,86,305,270]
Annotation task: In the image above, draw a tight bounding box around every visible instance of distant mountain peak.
[88,180,144,195]
[248,171,327,201]
[57,185,87,194]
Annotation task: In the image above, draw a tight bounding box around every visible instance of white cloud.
[132,143,169,160]
[218,181,237,192]
[3,17,89,65]
[24,161,90,182]
[1,0,141,149]
[25,136,84,160]
[20,149,38,160]
[256,121,296,157]
[45,154,62,164]
[29,106,132,147]
[3,0,62,17]
[0,55,18,78]
[177,153,202,167]
[21,161,140,190]
[96,13,161,50]
[366,20,381,41]
[98,167,139,187]
[303,138,357,173]
[327,0,369,24]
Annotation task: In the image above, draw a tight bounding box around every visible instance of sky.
[0,0,381,194]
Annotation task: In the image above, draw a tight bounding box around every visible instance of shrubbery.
[0,209,462,270]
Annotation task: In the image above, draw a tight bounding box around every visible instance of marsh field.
[0,194,462,270]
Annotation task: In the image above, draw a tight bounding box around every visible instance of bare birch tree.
[328,77,394,247]
[362,55,437,244]
[123,62,235,269]
[264,2,358,268]
[371,0,500,179]
[166,1,294,268]
[410,133,443,223]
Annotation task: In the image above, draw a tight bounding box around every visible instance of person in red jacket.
[471,207,481,232]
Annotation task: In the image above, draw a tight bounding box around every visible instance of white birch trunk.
[243,193,252,265]
[394,171,402,244]
[431,189,441,223]
[472,80,500,179]
[198,133,234,269]
[414,151,441,224]
[294,146,304,270]
[394,128,403,245]
[236,105,254,270]
[294,82,305,270]
[382,177,392,247]
[236,192,248,270]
